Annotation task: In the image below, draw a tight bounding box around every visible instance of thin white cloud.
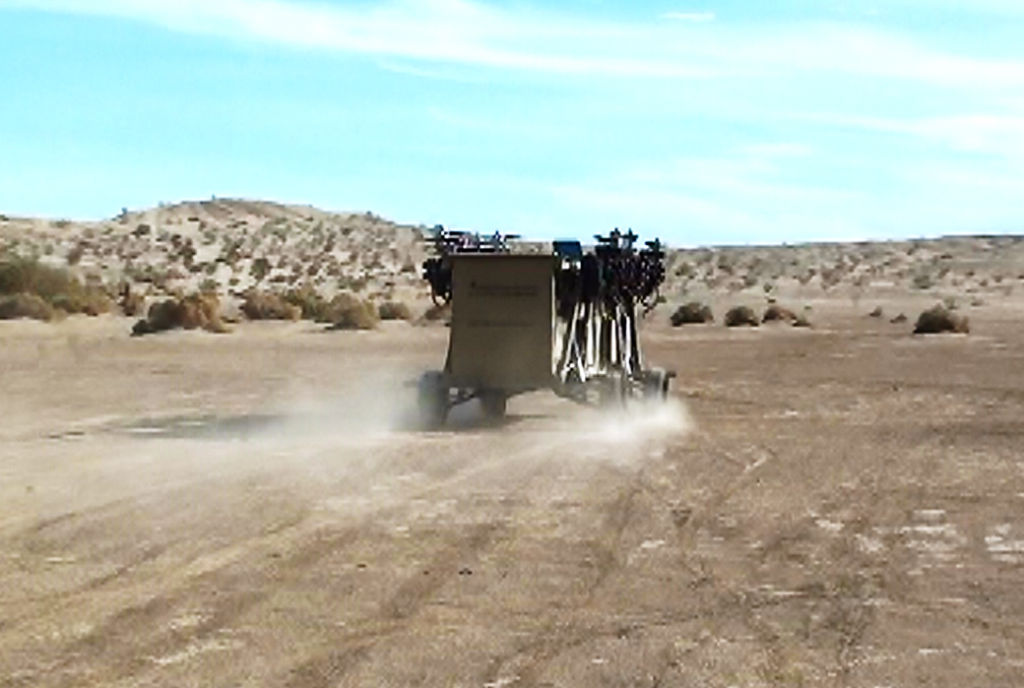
[2,0,1024,87]
[0,0,721,77]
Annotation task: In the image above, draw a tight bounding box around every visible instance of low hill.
[3,199,1024,311]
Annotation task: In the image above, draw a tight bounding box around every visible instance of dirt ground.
[2,299,1023,687]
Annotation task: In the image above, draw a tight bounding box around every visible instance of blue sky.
[1,0,1023,246]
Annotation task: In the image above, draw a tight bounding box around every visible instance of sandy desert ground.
[2,294,1024,687]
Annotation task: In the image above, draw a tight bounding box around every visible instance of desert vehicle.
[418,227,673,427]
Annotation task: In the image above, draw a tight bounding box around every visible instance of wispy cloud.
[0,0,721,77]
[3,0,1024,87]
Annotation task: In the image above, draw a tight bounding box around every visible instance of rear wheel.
[479,390,508,418]
[642,368,670,401]
[599,371,628,408]
[418,371,449,429]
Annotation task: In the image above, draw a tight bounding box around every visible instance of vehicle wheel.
[643,368,670,401]
[479,390,508,418]
[599,371,628,408]
[418,371,449,428]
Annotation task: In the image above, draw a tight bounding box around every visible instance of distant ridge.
[2,199,1023,303]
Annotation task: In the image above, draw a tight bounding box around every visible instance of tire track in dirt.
[477,479,650,687]
[280,522,507,688]
[44,523,366,688]
[381,521,503,620]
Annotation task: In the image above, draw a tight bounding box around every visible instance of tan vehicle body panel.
[447,254,557,390]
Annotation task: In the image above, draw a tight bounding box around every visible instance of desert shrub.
[724,305,759,327]
[890,313,908,324]
[762,304,797,323]
[283,286,331,321]
[0,256,111,315]
[377,301,413,321]
[50,288,113,316]
[913,305,969,335]
[119,287,146,317]
[793,313,812,328]
[325,293,378,330]
[66,243,86,265]
[0,256,75,300]
[0,293,55,321]
[868,306,883,318]
[250,257,272,282]
[912,272,935,290]
[670,301,714,326]
[240,290,300,321]
[132,293,227,336]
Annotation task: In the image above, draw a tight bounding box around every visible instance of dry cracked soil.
[2,299,1024,687]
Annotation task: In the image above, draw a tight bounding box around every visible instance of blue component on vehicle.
[553,240,583,259]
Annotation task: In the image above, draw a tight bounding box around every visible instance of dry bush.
[283,286,331,321]
[132,293,227,336]
[762,304,797,323]
[50,287,113,316]
[0,293,55,321]
[724,305,759,327]
[793,313,812,328]
[325,293,378,330]
[868,306,884,318]
[377,300,413,321]
[241,290,301,321]
[890,313,908,324]
[913,305,969,335]
[120,290,146,317]
[670,301,714,326]
[0,256,111,315]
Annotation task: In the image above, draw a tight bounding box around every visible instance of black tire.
[479,390,508,418]
[418,371,449,428]
[642,368,670,401]
[599,371,628,408]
